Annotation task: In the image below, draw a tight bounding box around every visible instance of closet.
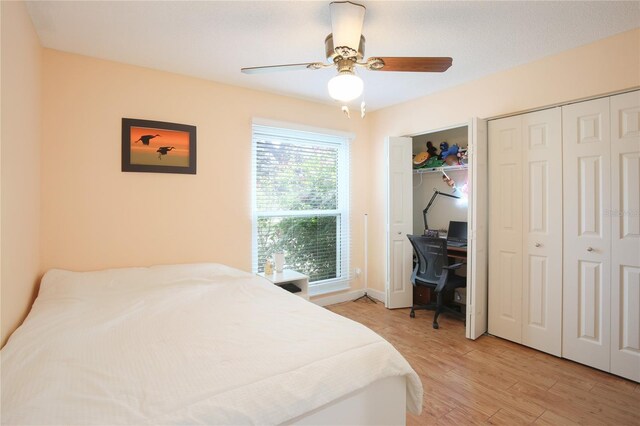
[386,118,488,340]
[412,126,469,236]
[488,90,640,382]
[411,126,470,320]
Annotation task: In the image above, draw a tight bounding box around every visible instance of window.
[252,122,351,295]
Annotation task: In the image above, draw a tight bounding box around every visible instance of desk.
[413,245,467,305]
[447,245,467,259]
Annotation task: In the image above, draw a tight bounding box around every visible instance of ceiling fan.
[241,1,452,113]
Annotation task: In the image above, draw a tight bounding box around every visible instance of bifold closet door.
[610,91,640,382]
[488,116,523,343]
[521,109,562,356]
[562,97,612,372]
[386,137,414,309]
[488,110,562,356]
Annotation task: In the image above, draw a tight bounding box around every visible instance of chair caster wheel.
[432,323,439,329]
[410,311,415,318]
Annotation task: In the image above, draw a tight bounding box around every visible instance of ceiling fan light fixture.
[241,2,453,106]
[328,72,363,102]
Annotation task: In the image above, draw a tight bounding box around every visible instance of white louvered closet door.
[610,91,640,382]
[521,108,563,356]
[562,97,612,372]
[488,116,523,343]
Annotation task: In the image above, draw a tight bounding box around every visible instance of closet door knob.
[587,247,594,252]
[535,243,542,248]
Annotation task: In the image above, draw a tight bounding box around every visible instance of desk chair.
[407,235,466,329]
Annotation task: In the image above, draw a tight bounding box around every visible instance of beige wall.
[367,28,640,292]
[41,50,370,293]
[1,1,43,346]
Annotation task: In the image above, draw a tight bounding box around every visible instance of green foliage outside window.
[257,216,339,282]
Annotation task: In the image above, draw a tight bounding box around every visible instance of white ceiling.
[26,1,640,111]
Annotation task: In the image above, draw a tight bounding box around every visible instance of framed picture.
[122,118,196,174]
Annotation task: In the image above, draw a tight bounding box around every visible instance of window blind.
[252,124,351,294]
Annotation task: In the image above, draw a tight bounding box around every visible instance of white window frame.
[251,119,353,296]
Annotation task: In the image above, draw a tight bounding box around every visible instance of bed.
[1,263,422,425]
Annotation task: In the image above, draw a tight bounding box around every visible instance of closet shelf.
[413,164,468,174]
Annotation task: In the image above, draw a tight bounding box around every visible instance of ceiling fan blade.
[241,62,325,74]
[330,1,366,57]
[370,57,453,72]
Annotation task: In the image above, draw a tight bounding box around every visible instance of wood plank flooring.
[327,300,640,425]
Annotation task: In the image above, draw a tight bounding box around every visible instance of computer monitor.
[447,221,468,245]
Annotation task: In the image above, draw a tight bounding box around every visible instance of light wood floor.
[327,300,640,426]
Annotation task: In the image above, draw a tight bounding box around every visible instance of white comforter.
[1,263,422,425]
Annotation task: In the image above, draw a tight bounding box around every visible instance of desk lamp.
[422,189,461,234]
[423,169,465,234]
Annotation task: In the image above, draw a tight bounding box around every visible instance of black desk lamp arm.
[422,189,461,231]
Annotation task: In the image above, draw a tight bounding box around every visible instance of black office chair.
[406,235,466,329]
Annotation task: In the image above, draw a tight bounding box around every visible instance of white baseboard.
[312,288,386,307]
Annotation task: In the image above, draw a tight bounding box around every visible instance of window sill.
[308,279,351,297]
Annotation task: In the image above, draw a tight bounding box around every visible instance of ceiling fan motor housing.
[325,34,365,62]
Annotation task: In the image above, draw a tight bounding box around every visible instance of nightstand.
[257,269,309,300]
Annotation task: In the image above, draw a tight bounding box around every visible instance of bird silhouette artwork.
[156,146,175,159]
[133,134,161,145]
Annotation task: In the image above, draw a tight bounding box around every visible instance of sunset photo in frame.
[122,118,196,174]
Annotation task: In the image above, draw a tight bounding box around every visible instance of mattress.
[1,263,422,424]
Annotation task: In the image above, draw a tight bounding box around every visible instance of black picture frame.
[122,118,196,174]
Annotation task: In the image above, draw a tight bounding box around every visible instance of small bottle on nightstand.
[264,259,273,275]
